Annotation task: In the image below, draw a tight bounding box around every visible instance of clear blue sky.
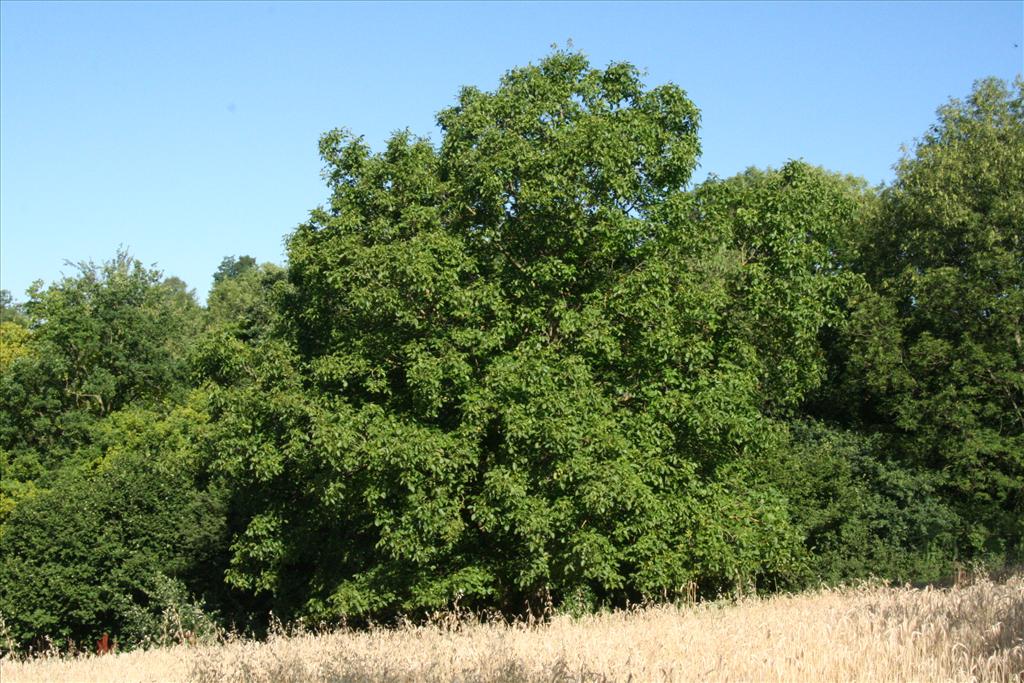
[2,1,1021,301]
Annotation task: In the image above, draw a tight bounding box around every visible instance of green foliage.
[0,256,225,650]
[0,54,1018,652]
[0,322,30,371]
[201,51,857,622]
[23,252,201,414]
[0,252,203,478]
[0,290,28,327]
[206,259,288,340]
[119,573,222,649]
[0,444,227,651]
[839,78,1024,560]
[687,165,866,415]
[766,422,959,584]
[212,255,258,286]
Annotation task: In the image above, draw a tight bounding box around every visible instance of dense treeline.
[0,52,1020,652]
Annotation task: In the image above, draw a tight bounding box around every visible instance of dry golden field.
[3,574,1022,683]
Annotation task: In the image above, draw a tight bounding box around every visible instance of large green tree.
[0,252,202,478]
[202,52,860,621]
[840,78,1024,560]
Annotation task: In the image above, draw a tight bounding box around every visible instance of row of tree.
[1,52,1020,652]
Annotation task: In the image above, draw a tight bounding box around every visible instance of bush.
[0,449,227,651]
[768,421,960,585]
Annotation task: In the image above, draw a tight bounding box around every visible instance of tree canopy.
[203,52,879,620]
[0,54,1020,652]
[843,77,1024,558]
[0,252,202,479]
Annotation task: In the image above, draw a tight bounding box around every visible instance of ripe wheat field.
[3,574,1022,683]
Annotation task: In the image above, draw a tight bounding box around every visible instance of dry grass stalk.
[3,574,1021,683]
